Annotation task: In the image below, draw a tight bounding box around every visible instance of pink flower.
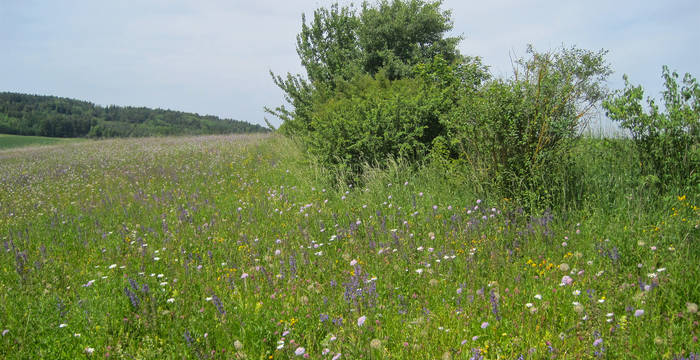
[561,275,573,286]
[357,315,367,327]
[294,347,305,356]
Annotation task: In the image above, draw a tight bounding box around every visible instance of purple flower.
[357,315,367,327]
[561,275,573,286]
[481,322,489,329]
[295,347,305,356]
[332,353,342,360]
[593,338,603,347]
[634,309,645,317]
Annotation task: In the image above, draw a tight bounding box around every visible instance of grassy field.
[0,134,85,150]
[0,134,697,359]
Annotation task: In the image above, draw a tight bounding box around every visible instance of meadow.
[0,134,85,150]
[0,134,698,359]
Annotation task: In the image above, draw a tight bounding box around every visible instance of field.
[0,134,84,150]
[0,134,698,359]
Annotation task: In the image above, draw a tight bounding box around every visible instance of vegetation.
[1,1,697,358]
[0,134,84,150]
[603,67,700,191]
[0,92,268,138]
[0,134,697,359]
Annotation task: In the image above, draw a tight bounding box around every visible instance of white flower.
[525,303,533,308]
[167,298,175,303]
[153,257,160,261]
[295,347,306,356]
[59,323,68,328]
[85,347,95,355]
[357,315,367,327]
[534,294,542,300]
[572,290,581,296]
[350,259,358,266]
[108,264,117,269]
[415,269,423,274]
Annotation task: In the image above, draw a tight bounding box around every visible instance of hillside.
[0,92,268,138]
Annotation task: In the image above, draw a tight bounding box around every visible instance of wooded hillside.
[0,92,268,138]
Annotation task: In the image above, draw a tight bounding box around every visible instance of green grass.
[0,134,85,150]
[0,134,697,359]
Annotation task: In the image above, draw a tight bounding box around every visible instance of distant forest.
[0,92,269,138]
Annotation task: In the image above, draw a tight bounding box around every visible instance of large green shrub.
[603,67,700,190]
[305,56,487,175]
[441,46,611,205]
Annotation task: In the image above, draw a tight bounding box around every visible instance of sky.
[2,0,699,131]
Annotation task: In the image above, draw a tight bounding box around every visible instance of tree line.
[0,92,268,138]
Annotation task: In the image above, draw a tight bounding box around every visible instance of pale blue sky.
[2,0,698,130]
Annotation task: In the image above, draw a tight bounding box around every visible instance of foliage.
[603,67,700,190]
[441,45,611,206]
[306,56,487,176]
[267,0,465,138]
[0,92,268,138]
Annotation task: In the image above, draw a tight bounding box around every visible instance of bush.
[441,45,611,206]
[603,66,700,190]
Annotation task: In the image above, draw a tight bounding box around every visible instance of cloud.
[1,0,698,129]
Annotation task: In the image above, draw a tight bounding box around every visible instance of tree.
[267,0,465,136]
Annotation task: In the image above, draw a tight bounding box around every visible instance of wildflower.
[332,353,342,360]
[234,340,244,351]
[534,294,542,300]
[687,302,698,314]
[481,322,489,329]
[109,264,117,269]
[2,329,8,336]
[357,315,367,327]
[350,259,357,266]
[525,303,533,308]
[59,323,68,328]
[85,347,95,355]
[634,309,645,317]
[593,338,603,347]
[415,269,424,274]
[153,257,160,261]
[241,273,249,279]
[370,339,382,349]
[295,347,305,356]
[167,298,175,303]
[74,333,81,337]
[561,275,573,286]
[572,290,580,296]
[559,263,570,272]
[322,348,330,355]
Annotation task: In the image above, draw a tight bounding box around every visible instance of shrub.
[603,66,700,190]
[441,45,611,205]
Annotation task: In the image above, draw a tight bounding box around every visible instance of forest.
[0,92,268,138]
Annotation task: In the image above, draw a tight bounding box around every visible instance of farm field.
[0,134,698,359]
[0,134,85,150]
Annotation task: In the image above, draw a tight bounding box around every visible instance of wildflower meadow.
[0,134,697,359]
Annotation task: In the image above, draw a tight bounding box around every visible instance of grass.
[0,134,697,359]
[0,134,85,150]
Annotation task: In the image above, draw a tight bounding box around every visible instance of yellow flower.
[678,195,686,201]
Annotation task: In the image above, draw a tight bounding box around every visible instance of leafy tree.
[267,0,465,136]
[603,67,700,189]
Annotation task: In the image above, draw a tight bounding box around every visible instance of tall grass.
[0,134,697,359]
